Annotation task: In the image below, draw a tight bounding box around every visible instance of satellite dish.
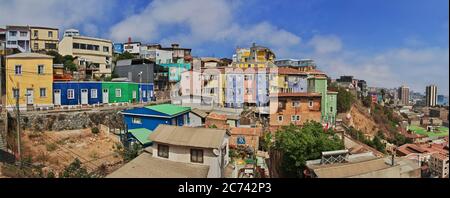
[213,149,220,156]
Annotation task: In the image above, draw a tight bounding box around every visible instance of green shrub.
[91,127,100,134]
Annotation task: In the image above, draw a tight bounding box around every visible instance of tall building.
[398,85,410,105]
[426,85,438,107]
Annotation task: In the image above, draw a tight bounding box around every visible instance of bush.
[46,143,57,152]
[91,127,100,134]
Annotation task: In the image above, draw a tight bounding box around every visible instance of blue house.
[53,82,103,106]
[121,104,191,131]
[121,104,191,146]
[138,83,155,102]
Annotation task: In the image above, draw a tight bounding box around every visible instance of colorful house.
[5,53,54,111]
[53,82,102,106]
[160,59,191,83]
[53,82,154,106]
[121,104,191,131]
[101,82,139,104]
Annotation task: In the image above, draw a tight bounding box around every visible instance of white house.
[107,125,230,178]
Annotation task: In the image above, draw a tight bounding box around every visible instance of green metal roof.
[145,104,191,116]
[129,128,153,145]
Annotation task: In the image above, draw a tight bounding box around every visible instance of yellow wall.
[6,57,54,108]
[30,27,59,51]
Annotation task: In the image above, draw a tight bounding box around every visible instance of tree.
[380,89,386,100]
[336,87,355,113]
[60,158,92,178]
[362,95,372,108]
[274,121,344,177]
[116,51,135,61]
[46,51,64,64]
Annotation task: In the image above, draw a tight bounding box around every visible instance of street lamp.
[138,71,143,104]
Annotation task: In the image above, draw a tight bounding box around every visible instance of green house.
[101,82,139,104]
[307,76,338,126]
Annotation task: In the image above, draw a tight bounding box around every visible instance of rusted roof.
[190,108,208,118]
[207,113,228,120]
[149,125,228,149]
[230,127,262,137]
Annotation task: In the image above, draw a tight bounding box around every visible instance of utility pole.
[15,86,21,166]
[138,71,143,104]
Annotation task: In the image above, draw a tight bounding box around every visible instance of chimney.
[128,37,132,44]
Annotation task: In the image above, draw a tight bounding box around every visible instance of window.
[291,115,300,122]
[94,45,99,51]
[37,65,44,75]
[190,149,204,163]
[278,116,283,122]
[7,41,17,45]
[10,31,18,37]
[132,117,142,124]
[45,43,57,49]
[293,100,300,107]
[309,100,314,108]
[80,43,86,49]
[87,44,94,50]
[158,144,169,158]
[13,88,19,99]
[40,88,46,97]
[330,106,333,113]
[34,30,39,37]
[73,43,80,49]
[20,31,27,37]
[115,88,122,97]
[15,65,22,75]
[48,31,53,38]
[91,89,98,99]
[103,46,109,52]
[67,89,75,99]
[33,43,39,50]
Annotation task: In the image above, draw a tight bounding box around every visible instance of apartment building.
[269,92,322,132]
[5,25,31,53]
[30,26,59,52]
[59,30,113,79]
[429,153,449,178]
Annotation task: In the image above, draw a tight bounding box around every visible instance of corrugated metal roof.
[145,104,191,116]
[106,152,209,178]
[190,108,208,118]
[129,128,153,145]
[149,125,227,149]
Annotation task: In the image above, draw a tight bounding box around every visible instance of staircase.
[0,133,6,151]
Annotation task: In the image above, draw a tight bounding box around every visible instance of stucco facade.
[6,53,54,111]
[30,26,59,52]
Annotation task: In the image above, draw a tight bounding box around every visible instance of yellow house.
[232,43,277,69]
[30,26,59,52]
[6,53,54,111]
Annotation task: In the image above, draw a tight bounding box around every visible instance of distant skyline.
[1,0,448,94]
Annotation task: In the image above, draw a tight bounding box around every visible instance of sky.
[1,0,448,94]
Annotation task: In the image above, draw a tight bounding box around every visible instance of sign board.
[113,43,124,54]
[244,169,253,174]
[237,136,246,145]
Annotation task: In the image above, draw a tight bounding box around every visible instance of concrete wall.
[188,112,203,127]
[114,63,155,84]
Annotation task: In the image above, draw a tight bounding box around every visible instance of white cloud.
[0,0,115,36]
[110,0,300,48]
[308,35,343,54]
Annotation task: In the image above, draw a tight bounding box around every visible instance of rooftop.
[270,92,321,98]
[230,127,262,136]
[106,152,209,178]
[129,128,153,145]
[6,52,53,59]
[145,104,191,116]
[149,125,228,149]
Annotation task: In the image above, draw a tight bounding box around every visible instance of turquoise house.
[160,59,191,82]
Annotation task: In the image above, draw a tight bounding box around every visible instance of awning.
[129,128,153,145]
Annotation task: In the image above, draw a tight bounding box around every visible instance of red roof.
[207,113,227,120]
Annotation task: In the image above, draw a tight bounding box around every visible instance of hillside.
[344,103,380,140]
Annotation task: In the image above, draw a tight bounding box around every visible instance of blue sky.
[1,0,448,94]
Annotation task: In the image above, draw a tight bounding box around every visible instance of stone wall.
[8,109,126,132]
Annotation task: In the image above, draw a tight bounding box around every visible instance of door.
[81,89,88,105]
[102,89,109,103]
[26,89,34,105]
[54,89,61,106]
